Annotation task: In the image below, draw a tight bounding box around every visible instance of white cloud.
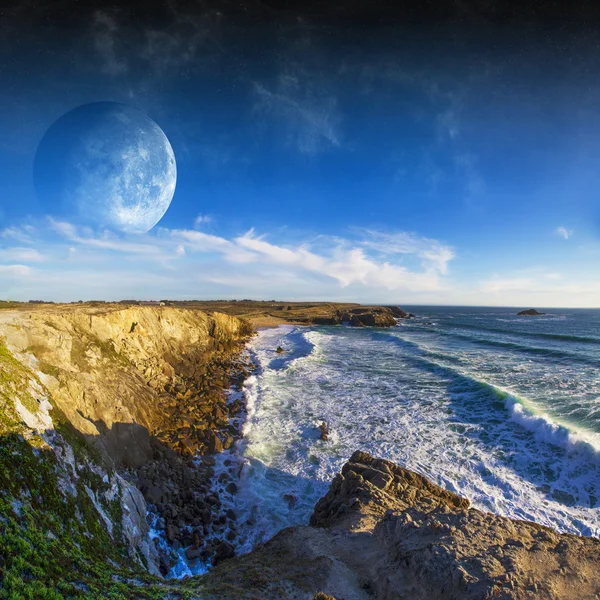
[2,248,45,262]
[1,225,36,243]
[49,218,163,256]
[5,218,598,307]
[358,230,455,274]
[556,226,573,240]
[49,218,78,239]
[194,214,213,228]
[0,264,32,277]
[1,219,454,302]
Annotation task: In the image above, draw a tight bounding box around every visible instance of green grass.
[0,433,193,599]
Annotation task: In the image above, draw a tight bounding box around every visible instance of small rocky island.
[517,308,546,316]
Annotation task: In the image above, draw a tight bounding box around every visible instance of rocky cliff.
[0,305,250,464]
[194,451,600,599]
[0,304,252,594]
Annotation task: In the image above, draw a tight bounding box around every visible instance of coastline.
[1,304,599,598]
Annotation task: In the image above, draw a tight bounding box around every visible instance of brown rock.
[318,422,329,441]
[212,541,236,566]
[207,431,224,454]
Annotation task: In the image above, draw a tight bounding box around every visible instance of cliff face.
[0,305,251,593]
[195,451,600,600]
[0,306,248,466]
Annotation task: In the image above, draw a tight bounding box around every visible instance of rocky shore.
[194,451,600,599]
[130,350,255,576]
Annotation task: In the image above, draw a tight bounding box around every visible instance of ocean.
[221,306,600,556]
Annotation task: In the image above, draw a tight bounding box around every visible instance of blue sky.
[1,2,600,306]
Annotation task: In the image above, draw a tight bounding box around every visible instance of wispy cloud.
[0,219,453,301]
[194,214,213,228]
[1,225,36,243]
[556,225,573,240]
[253,72,340,154]
[90,7,224,79]
[2,248,45,262]
[92,11,127,76]
[357,230,455,274]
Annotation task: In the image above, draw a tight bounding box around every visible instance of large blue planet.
[33,102,177,234]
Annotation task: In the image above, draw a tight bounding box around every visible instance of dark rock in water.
[165,521,179,542]
[318,421,329,441]
[226,530,236,542]
[159,555,171,576]
[185,546,202,560]
[212,541,236,566]
[517,308,546,316]
[276,346,285,353]
[283,493,298,508]
[226,482,238,495]
[201,508,212,525]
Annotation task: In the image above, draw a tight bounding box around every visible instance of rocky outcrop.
[307,306,410,328]
[318,421,329,441]
[194,451,600,599]
[349,311,397,327]
[517,309,546,316]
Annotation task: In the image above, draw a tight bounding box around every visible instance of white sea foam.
[162,317,600,577]
[229,324,600,553]
[241,375,258,437]
[504,394,600,457]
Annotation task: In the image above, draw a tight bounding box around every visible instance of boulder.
[212,541,236,566]
[207,431,224,454]
[185,546,202,560]
[318,422,329,441]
